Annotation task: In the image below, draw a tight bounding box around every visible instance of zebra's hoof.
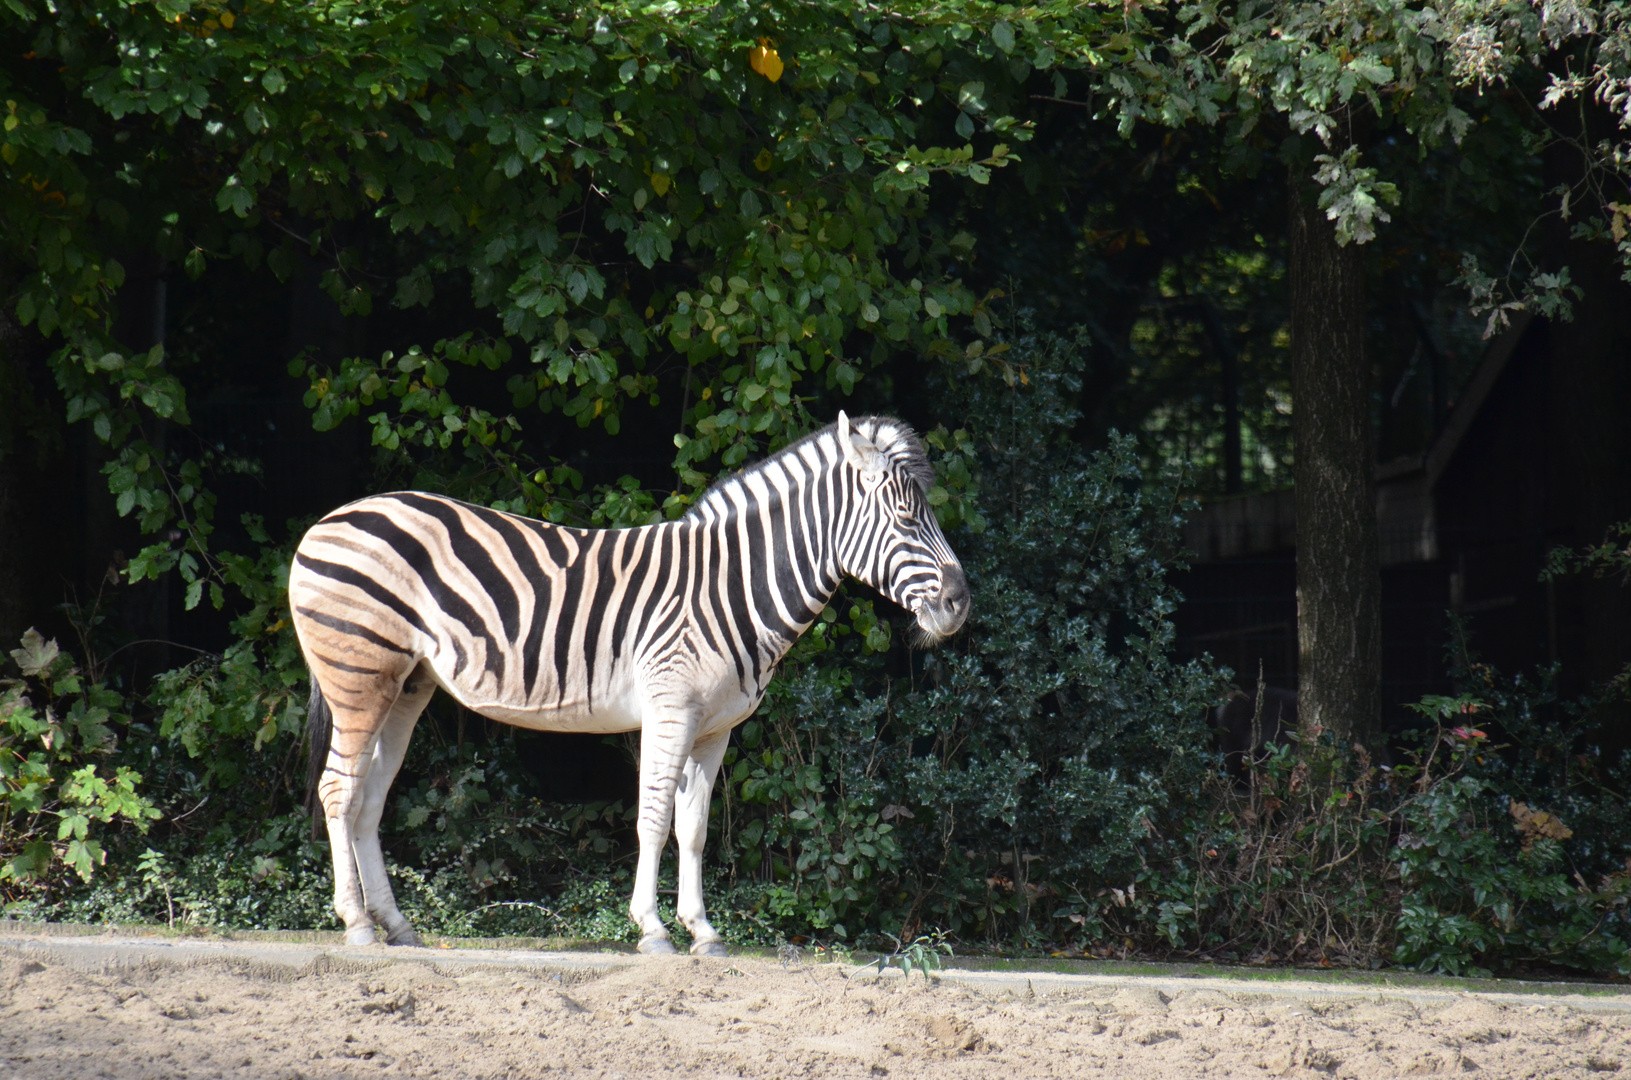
[638,935,678,956]
[386,928,423,947]
[344,927,380,946]
[690,939,728,958]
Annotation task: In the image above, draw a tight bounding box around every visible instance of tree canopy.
[4,0,1028,611]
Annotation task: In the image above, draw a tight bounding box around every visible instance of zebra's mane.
[685,415,933,521]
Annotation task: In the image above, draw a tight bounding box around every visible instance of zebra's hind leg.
[673,729,730,957]
[629,705,702,955]
[312,659,419,946]
[323,810,375,946]
[350,665,435,945]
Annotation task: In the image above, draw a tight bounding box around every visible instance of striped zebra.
[290,412,970,955]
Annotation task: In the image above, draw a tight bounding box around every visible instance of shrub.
[698,331,1629,976]
[1098,735,1399,967]
[1,629,160,893]
[1083,680,1631,977]
[1388,676,1631,976]
[708,329,1228,947]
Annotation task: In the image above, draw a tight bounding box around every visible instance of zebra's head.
[834,411,970,644]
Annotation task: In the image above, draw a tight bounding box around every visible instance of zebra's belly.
[454,680,761,736]
[423,638,765,737]
[405,644,630,731]
[435,672,648,735]
[471,699,644,735]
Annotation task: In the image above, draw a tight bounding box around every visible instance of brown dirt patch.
[3,950,1629,1078]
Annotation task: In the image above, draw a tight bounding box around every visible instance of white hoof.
[638,934,679,955]
[690,939,728,958]
[344,926,380,946]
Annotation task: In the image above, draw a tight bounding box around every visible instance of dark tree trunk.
[1287,174,1383,745]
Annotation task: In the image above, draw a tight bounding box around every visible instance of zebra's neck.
[687,434,846,662]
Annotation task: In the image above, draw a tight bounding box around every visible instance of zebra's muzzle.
[914,562,970,643]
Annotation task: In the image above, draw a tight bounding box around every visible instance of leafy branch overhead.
[16,0,1631,621]
[2,0,1036,612]
[1002,0,1631,326]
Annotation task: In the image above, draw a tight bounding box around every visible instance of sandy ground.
[2,943,1630,1079]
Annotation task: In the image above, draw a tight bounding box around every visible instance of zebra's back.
[289,492,689,729]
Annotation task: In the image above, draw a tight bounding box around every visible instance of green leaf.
[1348,55,1394,85]
[217,177,255,217]
[57,811,89,841]
[10,628,60,677]
[64,838,104,881]
[957,82,986,113]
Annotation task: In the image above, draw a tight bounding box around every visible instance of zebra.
[289,411,970,955]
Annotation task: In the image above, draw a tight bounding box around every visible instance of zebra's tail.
[305,680,333,840]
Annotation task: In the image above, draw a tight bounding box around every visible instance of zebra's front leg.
[674,728,730,957]
[629,707,701,955]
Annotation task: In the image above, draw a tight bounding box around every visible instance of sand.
[3,948,1629,1079]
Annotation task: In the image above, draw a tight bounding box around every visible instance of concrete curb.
[928,967,1631,1013]
[3,932,1629,1014]
[0,933,634,980]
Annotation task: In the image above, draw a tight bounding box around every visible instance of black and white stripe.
[289,411,969,954]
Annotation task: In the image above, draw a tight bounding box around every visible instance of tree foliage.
[886,0,1621,345]
[3,0,1021,605]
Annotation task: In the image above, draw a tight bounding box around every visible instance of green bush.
[1390,682,1631,977]
[705,329,1227,947]
[1077,680,1631,977]
[1091,736,1398,966]
[697,331,1629,976]
[1,629,160,892]
[27,824,335,932]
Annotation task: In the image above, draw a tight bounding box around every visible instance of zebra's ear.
[837,410,885,477]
